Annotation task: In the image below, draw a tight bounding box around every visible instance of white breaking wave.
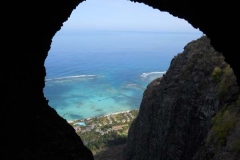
[45,74,102,81]
[140,71,166,78]
[123,83,146,91]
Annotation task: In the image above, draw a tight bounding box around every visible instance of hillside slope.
[123,36,240,160]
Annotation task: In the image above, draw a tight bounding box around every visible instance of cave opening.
[43,0,202,156]
[44,0,202,121]
[4,1,240,160]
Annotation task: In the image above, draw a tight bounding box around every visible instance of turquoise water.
[44,30,202,121]
[73,122,86,126]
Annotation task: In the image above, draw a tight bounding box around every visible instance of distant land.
[68,109,139,156]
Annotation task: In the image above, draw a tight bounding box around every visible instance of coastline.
[67,109,139,124]
[69,108,139,154]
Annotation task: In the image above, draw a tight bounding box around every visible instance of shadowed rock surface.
[2,0,240,159]
[123,36,240,160]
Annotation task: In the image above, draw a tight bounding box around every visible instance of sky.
[60,0,202,33]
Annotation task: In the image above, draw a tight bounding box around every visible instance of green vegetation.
[69,109,139,154]
[211,64,237,101]
[211,66,223,83]
[83,131,127,154]
[211,109,237,146]
[206,57,240,156]
[218,65,234,99]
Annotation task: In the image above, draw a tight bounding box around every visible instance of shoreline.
[67,109,139,124]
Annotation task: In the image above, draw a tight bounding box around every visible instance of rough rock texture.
[2,0,240,159]
[123,36,240,160]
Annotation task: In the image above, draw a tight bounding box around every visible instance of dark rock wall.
[130,0,239,86]
[2,1,95,160]
[2,0,239,159]
[123,36,239,160]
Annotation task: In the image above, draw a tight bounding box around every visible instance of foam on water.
[45,71,163,121]
[140,71,166,82]
[46,74,103,82]
[44,31,202,121]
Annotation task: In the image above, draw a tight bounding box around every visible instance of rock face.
[2,0,240,159]
[123,36,240,160]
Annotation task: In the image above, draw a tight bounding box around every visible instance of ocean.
[44,30,202,121]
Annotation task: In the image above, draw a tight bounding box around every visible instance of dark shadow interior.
[2,0,239,159]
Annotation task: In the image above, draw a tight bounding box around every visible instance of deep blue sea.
[44,30,202,121]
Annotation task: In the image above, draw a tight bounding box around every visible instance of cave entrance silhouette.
[3,0,239,160]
